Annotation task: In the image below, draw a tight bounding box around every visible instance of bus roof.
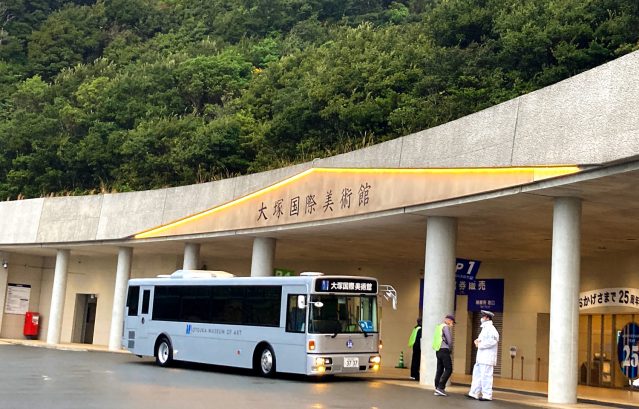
[128,270,378,294]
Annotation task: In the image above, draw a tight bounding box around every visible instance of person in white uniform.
[467,310,499,401]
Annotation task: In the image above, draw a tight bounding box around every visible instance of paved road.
[0,344,535,409]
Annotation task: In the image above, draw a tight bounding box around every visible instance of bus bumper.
[307,353,381,375]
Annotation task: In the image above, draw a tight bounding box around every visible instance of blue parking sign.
[455,258,481,281]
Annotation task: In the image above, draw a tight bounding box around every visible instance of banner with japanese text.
[579,288,639,310]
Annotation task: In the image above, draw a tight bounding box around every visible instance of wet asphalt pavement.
[0,344,537,409]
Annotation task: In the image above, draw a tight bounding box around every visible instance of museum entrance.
[71,294,97,344]
[579,314,638,389]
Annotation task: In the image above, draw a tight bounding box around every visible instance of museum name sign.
[135,166,579,239]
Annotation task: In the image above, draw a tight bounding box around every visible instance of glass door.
[591,315,604,386]
[602,315,613,387]
[579,313,639,389]
[578,315,591,385]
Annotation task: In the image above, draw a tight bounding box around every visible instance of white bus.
[122,270,381,376]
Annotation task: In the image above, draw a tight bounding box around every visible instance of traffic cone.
[395,351,406,368]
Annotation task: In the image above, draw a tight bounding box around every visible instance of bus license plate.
[344,357,359,368]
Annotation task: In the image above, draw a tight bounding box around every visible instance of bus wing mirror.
[297,295,306,309]
[379,284,398,310]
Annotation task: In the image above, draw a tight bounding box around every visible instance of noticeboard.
[5,283,31,315]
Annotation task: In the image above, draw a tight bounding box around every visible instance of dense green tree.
[175,52,253,113]
[0,75,62,197]
[28,3,106,79]
[424,0,496,48]
[0,0,66,64]
[242,22,493,166]
[493,0,639,87]
[0,0,638,198]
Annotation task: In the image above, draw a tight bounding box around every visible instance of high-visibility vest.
[408,326,421,347]
[432,323,446,351]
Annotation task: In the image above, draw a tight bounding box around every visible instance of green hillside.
[0,0,637,199]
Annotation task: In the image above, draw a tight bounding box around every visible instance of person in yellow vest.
[432,314,456,396]
[408,318,422,380]
[467,310,500,401]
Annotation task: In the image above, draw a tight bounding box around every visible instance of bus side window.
[127,286,140,316]
[286,295,305,333]
[141,290,150,314]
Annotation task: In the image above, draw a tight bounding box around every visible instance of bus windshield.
[308,295,378,334]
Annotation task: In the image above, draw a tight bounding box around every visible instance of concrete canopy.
[3,159,638,271]
[124,159,639,264]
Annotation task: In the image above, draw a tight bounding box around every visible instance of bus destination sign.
[315,278,377,294]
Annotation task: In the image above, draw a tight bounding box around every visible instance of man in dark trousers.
[432,314,455,396]
[408,318,422,380]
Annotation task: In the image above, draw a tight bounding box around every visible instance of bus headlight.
[314,357,332,366]
[369,356,381,364]
[313,357,332,373]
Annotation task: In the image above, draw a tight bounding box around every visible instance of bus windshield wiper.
[331,332,338,338]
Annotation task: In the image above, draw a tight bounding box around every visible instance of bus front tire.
[255,345,276,377]
[155,337,173,367]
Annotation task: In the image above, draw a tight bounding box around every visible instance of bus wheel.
[155,337,173,367]
[256,346,276,377]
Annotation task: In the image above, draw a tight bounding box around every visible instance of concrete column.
[250,237,276,277]
[548,197,581,404]
[420,217,457,387]
[47,249,70,345]
[108,247,133,351]
[183,243,201,270]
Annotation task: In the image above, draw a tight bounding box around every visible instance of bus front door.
[136,287,152,351]
[123,285,139,351]
[124,286,152,354]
